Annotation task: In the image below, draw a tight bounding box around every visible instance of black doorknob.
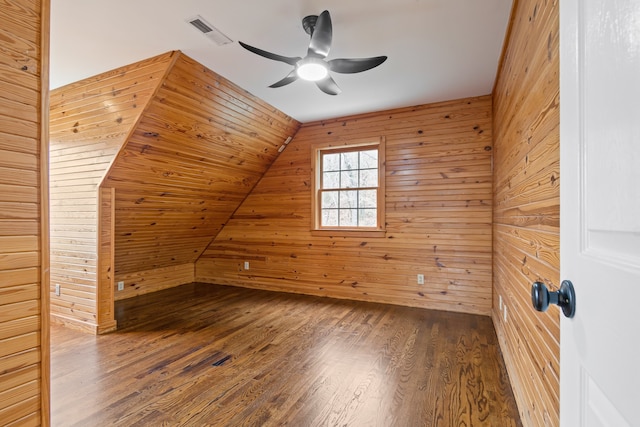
[531,280,576,318]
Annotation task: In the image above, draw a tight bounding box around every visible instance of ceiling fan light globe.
[296,59,328,81]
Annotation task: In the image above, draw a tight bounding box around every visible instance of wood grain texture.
[50,51,300,331]
[51,283,521,426]
[106,53,300,285]
[197,96,493,315]
[97,187,116,333]
[0,0,49,425]
[114,263,194,301]
[49,51,176,332]
[492,0,560,426]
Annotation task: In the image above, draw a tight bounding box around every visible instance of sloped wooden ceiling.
[50,51,300,331]
[105,53,299,295]
[50,52,177,332]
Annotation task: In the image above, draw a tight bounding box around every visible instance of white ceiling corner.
[50,0,513,123]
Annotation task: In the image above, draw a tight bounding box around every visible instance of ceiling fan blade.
[239,41,301,66]
[328,56,388,74]
[269,70,298,88]
[307,10,332,58]
[316,75,341,95]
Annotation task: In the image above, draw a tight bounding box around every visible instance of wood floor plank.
[50,283,521,426]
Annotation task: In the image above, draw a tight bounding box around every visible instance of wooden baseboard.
[114,263,195,301]
[50,314,99,335]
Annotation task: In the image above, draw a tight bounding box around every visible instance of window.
[312,137,385,235]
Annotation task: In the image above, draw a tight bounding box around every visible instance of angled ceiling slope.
[104,51,300,278]
[50,51,300,323]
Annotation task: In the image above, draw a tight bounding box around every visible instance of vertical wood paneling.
[97,187,116,333]
[0,0,49,424]
[197,96,493,315]
[492,0,560,426]
[49,52,175,332]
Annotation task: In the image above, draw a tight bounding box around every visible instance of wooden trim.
[310,136,386,231]
[40,0,51,424]
[50,314,99,334]
[310,229,386,238]
[96,187,116,334]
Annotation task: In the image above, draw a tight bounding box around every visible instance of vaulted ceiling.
[50,0,513,123]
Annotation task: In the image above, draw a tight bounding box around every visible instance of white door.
[560,0,640,425]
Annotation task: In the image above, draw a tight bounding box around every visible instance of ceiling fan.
[239,10,387,95]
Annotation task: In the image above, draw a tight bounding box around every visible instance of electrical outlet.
[117,281,124,291]
[417,274,425,285]
[503,304,508,322]
[244,261,250,270]
[55,284,60,296]
[499,295,503,311]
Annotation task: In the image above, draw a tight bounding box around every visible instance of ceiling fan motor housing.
[302,15,319,36]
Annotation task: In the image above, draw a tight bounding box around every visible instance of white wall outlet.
[417,274,425,285]
[499,295,503,311]
[55,284,61,296]
[503,304,508,322]
[244,261,250,270]
[117,281,124,291]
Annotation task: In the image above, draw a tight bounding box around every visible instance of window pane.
[341,151,359,171]
[322,209,339,226]
[339,190,358,209]
[340,170,358,188]
[358,190,377,208]
[316,145,381,230]
[323,153,340,172]
[321,191,339,209]
[358,208,377,227]
[322,171,340,189]
[359,169,378,187]
[360,149,378,169]
[339,209,358,226]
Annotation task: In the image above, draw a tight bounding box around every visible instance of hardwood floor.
[50,283,522,426]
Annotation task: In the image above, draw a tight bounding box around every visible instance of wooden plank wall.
[49,52,175,332]
[492,0,560,426]
[0,0,50,424]
[97,187,115,333]
[196,96,493,315]
[104,53,300,301]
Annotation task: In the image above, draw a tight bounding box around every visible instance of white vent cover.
[187,15,233,46]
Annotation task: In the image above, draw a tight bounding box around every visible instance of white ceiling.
[50,0,513,123]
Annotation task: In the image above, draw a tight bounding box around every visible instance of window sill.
[311,229,386,238]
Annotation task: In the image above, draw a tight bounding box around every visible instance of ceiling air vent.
[187,15,233,46]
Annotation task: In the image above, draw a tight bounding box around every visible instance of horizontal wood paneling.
[114,264,194,301]
[104,52,300,298]
[492,0,560,426]
[49,52,176,332]
[50,51,300,323]
[197,96,493,315]
[0,0,48,424]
